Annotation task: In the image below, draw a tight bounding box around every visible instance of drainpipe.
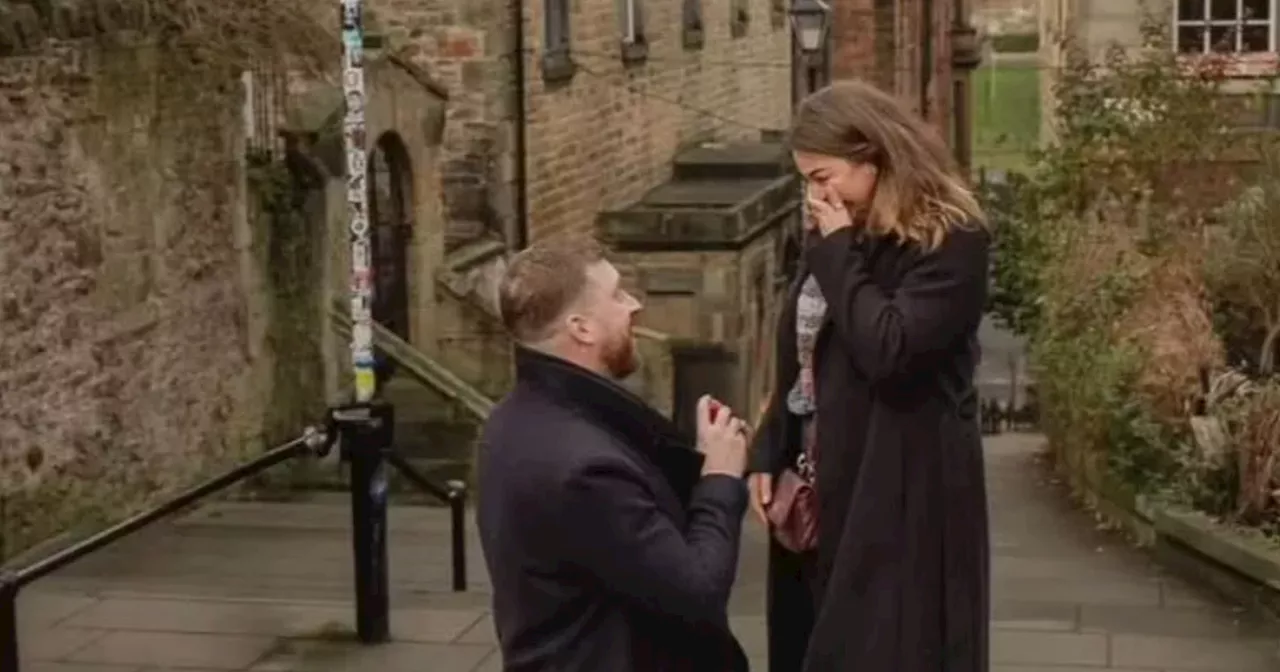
[950,0,982,173]
[920,0,934,120]
[511,0,530,250]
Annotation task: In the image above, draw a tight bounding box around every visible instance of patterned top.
[786,274,827,418]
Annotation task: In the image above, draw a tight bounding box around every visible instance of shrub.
[989,8,1280,520]
[1205,151,1280,377]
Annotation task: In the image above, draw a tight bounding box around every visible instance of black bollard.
[1,571,19,672]
[332,400,394,644]
[447,481,468,592]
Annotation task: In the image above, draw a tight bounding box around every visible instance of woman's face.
[793,150,878,208]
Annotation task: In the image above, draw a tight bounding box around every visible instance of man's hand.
[696,395,748,478]
[747,473,773,526]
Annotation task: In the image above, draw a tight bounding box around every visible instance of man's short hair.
[498,236,608,342]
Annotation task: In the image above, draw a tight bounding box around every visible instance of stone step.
[276,455,473,505]
[382,378,462,424]
[395,421,477,462]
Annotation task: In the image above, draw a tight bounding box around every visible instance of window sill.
[683,27,705,50]
[621,39,649,65]
[1175,51,1279,78]
[541,48,577,84]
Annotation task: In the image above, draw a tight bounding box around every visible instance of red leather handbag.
[765,429,818,553]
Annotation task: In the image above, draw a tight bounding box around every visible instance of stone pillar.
[950,15,983,174]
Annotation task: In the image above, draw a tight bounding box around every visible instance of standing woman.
[747,80,991,672]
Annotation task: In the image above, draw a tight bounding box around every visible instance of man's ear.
[565,313,594,345]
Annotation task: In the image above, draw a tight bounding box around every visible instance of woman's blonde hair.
[789,79,987,251]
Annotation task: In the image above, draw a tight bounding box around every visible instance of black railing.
[1,399,470,672]
[980,385,1040,435]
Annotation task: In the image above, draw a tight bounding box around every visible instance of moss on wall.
[0,34,326,561]
[247,150,328,446]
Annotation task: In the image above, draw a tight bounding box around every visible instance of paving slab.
[1110,633,1280,670]
[992,667,1151,672]
[991,630,1110,667]
[247,639,494,672]
[13,433,1280,671]
[20,665,143,672]
[65,631,276,669]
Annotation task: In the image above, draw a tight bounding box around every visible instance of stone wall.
[0,35,277,557]
[0,3,344,558]
[616,233,782,419]
[522,0,793,242]
[369,0,518,249]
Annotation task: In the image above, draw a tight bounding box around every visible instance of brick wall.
[521,0,792,242]
[831,0,961,142]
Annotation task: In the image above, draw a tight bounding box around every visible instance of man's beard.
[602,329,639,380]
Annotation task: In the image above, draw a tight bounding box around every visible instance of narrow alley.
[12,433,1279,672]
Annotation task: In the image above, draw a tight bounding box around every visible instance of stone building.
[827,0,984,170]
[1038,0,1280,143]
[0,0,985,556]
[361,0,984,431]
[356,0,801,437]
[0,0,451,556]
[0,0,798,555]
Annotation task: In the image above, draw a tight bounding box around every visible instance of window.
[771,0,787,28]
[731,0,750,38]
[617,0,644,44]
[543,0,575,83]
[1175,0,1273,53]
[617,0,648,63]
[683,0,705,49]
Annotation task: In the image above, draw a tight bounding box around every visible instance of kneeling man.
[477,236,751,671]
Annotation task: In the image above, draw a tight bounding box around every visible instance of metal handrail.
[385,453,468,592]
[328,302,495,420]
[0,414,472,671]
[6,429,327,588]
[0,427,329,672]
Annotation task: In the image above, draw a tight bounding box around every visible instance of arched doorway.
[367,133,413,385]
[368,132,413,341]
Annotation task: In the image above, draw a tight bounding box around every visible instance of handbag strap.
[796,416,817,481]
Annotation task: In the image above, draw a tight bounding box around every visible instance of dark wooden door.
[367,137,413,386]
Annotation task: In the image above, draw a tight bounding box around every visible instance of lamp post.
[783,0,833,291]
[789,0,832,103]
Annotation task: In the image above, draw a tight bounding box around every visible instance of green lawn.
[972,63,1042,173]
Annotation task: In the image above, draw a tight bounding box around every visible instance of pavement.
[12,433,1280,671]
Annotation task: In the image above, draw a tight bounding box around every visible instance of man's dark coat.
[477,347,750,672]
[750,225,992,672]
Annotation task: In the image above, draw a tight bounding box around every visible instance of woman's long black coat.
[749,225,991,672]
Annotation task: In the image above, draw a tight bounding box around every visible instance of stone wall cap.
[639,178,782,210]
[675,141,789,166]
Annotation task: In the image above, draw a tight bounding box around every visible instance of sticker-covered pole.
[337,0,391,645]
[341,0,375,402]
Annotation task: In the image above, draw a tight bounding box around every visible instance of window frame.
[617,0,649,63]
[1174,0,1275,54]
[771,0,787,29]
[731,0,750,38]
[683,0,706,49]
[542,0,576,83]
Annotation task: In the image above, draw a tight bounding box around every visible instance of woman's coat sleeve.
[804,226,989,386]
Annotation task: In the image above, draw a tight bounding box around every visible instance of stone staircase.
[379,375,477,487]
[298,304,496,503]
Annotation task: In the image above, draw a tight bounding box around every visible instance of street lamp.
[789,0,832,100]
[789,0,831,56]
